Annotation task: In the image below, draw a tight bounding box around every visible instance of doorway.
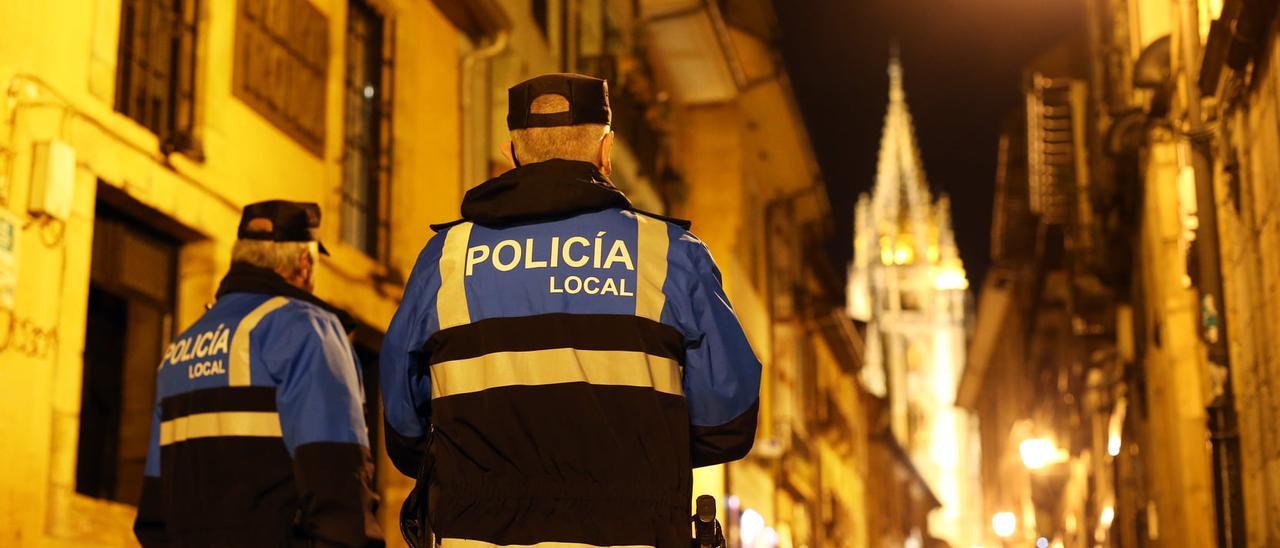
[76,200,180,505]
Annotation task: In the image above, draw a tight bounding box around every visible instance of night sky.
[774,0,1084,290]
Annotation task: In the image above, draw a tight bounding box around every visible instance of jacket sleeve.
[672,233,763,467]
[261,308,382,547]
[381,232,448,477]
[133,396,169,547]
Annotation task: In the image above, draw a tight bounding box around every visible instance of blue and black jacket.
[381,159,762,547]
[134,264,383,547]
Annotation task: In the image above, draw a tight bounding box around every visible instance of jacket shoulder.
[630,208,692,230]
[431,208,690,232]
[262,298,344,333]
[429,219,466,232]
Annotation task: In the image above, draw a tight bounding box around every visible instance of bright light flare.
[992,511,1017,538]
[740,508,765,546]
[1107,397,1127,457]
[893,242,914,265]
[759,527,779,547]
[1100,505,1115,528]
[1020,438,1065,470]
[1107,433,1122,457]
[934,267,969,290]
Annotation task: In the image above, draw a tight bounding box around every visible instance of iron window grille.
[341,0,394,259]
[115,0,200,154]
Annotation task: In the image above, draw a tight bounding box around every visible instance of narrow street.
[1,0,1278,546]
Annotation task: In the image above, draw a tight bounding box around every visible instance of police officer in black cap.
[135,200,384,547]
[383,74,760,546]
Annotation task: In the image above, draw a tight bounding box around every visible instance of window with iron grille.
[115,0,200,153]
[342,0,394,259]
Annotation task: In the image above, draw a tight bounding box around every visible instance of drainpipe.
[1176,1,1245,545]
[459,31,510,195]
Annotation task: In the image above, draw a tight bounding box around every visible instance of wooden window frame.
[340,0,395,260]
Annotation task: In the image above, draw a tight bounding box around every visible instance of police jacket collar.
[216,262,358,332]
[433,159,690,231]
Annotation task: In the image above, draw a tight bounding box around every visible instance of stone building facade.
[0,0,879,546]
[961,0,1280,545]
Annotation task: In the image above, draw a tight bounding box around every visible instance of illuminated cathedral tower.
[847,51,981,546]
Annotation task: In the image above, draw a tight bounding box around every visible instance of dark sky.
[774,0,1083,289]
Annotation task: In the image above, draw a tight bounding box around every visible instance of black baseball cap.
[237,200,330,256]
[507,73,611,130]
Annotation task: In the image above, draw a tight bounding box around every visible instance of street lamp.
[1096,504,1116,543]
[1100,505,1115,528]
[992,511,1017,539]
[1108,397,1128,457]
[740,508,764,546]
[1019,437,1065,470]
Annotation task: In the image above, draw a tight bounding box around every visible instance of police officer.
[382,73,762,547]
[134,201,383,547]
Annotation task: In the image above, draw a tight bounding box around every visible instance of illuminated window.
[342,0,394,259]
[115,0,200,152]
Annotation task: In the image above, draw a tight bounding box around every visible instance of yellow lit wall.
[0,0,463,544]
[1132,139,1216,547]
[1128,0,1173,56]
[0,2,861,547]
[1211,17,1280,544]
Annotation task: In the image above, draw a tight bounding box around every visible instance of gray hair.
[511,94,609,164]
[230,240,316,278]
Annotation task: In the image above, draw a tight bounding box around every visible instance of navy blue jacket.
[134,264,382,547]
[381,160,761,547]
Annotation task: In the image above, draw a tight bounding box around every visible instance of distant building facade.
[962,1,1280,546]
[847,54,981,547]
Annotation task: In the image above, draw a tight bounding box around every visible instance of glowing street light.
[1020,438,1065,470]
[893,242,914,265]
[992,511,1017,538]
[1096,505,1117,543]
[759,527,779,547]
[934,266,969,290]
[1107,432,1123,457]
[740,508,765,546]
[1100,505,1115,528]
[1108,397,1127,457]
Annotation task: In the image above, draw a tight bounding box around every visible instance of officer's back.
[134,201,382,547]
[382,74,761,547]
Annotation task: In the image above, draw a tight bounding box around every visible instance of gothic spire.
[889,42,904,106]
[870,45,930,237]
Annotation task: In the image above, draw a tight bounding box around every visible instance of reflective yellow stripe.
[158,411,282,446]
[634,215,669,321]
[431,349,683,399]
[437,222,475,330]
[228,296,289,386]
[439,539,653,548]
